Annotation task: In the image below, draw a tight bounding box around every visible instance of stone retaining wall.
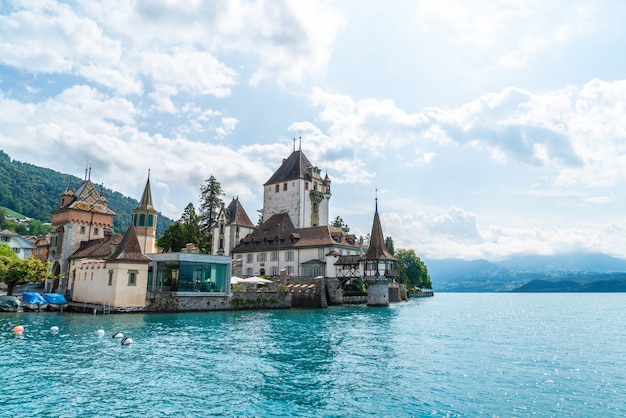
[145,291,291,312]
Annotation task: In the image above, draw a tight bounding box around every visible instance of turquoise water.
[1,293,625,417]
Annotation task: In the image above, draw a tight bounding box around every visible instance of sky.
[1,0,626,261]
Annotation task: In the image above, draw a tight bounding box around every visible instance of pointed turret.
[361,197,397,307]
[132,172,158,254]
[136,172,154,211]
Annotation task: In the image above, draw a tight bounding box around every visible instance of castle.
[47,145,400,309]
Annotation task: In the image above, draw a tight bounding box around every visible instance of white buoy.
[50,326,59,332]
[121,337,134,345]
[112,332,124,339]
[96,329,105,337]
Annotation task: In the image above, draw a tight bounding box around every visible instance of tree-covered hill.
[0,150,172,236]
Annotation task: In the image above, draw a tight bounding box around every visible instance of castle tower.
[263,147,331,228]
[213,197,256,257]
[361,198,397,307]
[132,172,158,254]
[49,168,115,293]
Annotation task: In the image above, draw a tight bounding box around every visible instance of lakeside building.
[48,171,115,293]
[230,146,362,279]
[0,229,36,259]
[49,171,232,309]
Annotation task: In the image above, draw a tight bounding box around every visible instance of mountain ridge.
[425,253,626,292]
[0,150,173,235]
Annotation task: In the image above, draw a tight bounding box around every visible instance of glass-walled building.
[148,253,231,294]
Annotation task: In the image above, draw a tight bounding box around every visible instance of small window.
[80,226,86,234]
[270,251,278,261]
[275,184,279,193]
[270,266,278,275]
[246,267,253,275]
[285,251,294,261]
[246,254,253,263]
[283,183,287,191]
[139,214,146,227]
[108,270,113,286]
[287,266,294,275]
[305,182,309,190]
[219,238,224,249]
[94,228,99,236]
[128,270,138,286]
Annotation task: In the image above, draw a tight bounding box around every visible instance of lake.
[1,293,625,417]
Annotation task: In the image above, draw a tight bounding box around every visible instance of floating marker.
[13,325,24,335]
[112,332,124,339]
[121,337,134,345]
[50,326,59,332]
[96,329,105,337]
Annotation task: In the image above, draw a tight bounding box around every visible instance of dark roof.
[362,208,397,261]
[69,226,150,262]
[335,255,362,265]
[70,235,123,259]
[233,213,361,253]
[225,198,255,228]
[108,226,151,262]
[264,150,313,185]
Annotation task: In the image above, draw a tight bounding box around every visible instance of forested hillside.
[0,150,172,236]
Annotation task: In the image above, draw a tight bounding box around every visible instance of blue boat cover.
[22,292,46,305]
[43,293,68,305]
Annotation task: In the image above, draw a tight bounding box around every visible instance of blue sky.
[2,0,626,260]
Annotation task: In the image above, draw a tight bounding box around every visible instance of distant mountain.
[497,253,626,273]
[425,253,626,292]
[0,150,173,235]
[513,277,626,292]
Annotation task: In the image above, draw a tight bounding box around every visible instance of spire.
[362,196,396,261]
[136,171,154,210]
[63,178,74,195]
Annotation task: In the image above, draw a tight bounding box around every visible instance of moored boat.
[21,292,48,311]
[0,295,23,312]
[43,293,69,311]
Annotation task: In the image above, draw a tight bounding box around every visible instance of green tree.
[331,216,350,232]
[156,203,204,253]
[156,222,186,252]
[0,243,52,296]
[395,248,432,290]
[385,236,395,255]
[198,176,224,253]
[180,203,203,250]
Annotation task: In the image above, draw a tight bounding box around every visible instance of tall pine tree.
[198,175,223,253]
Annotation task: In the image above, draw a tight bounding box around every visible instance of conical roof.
[136,175,155,211]
[362,204,397,261]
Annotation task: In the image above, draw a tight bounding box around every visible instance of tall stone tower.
[132,173,158,254]
[49,170,115,293]
[263,147,331,229]
[361,199,397,306]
